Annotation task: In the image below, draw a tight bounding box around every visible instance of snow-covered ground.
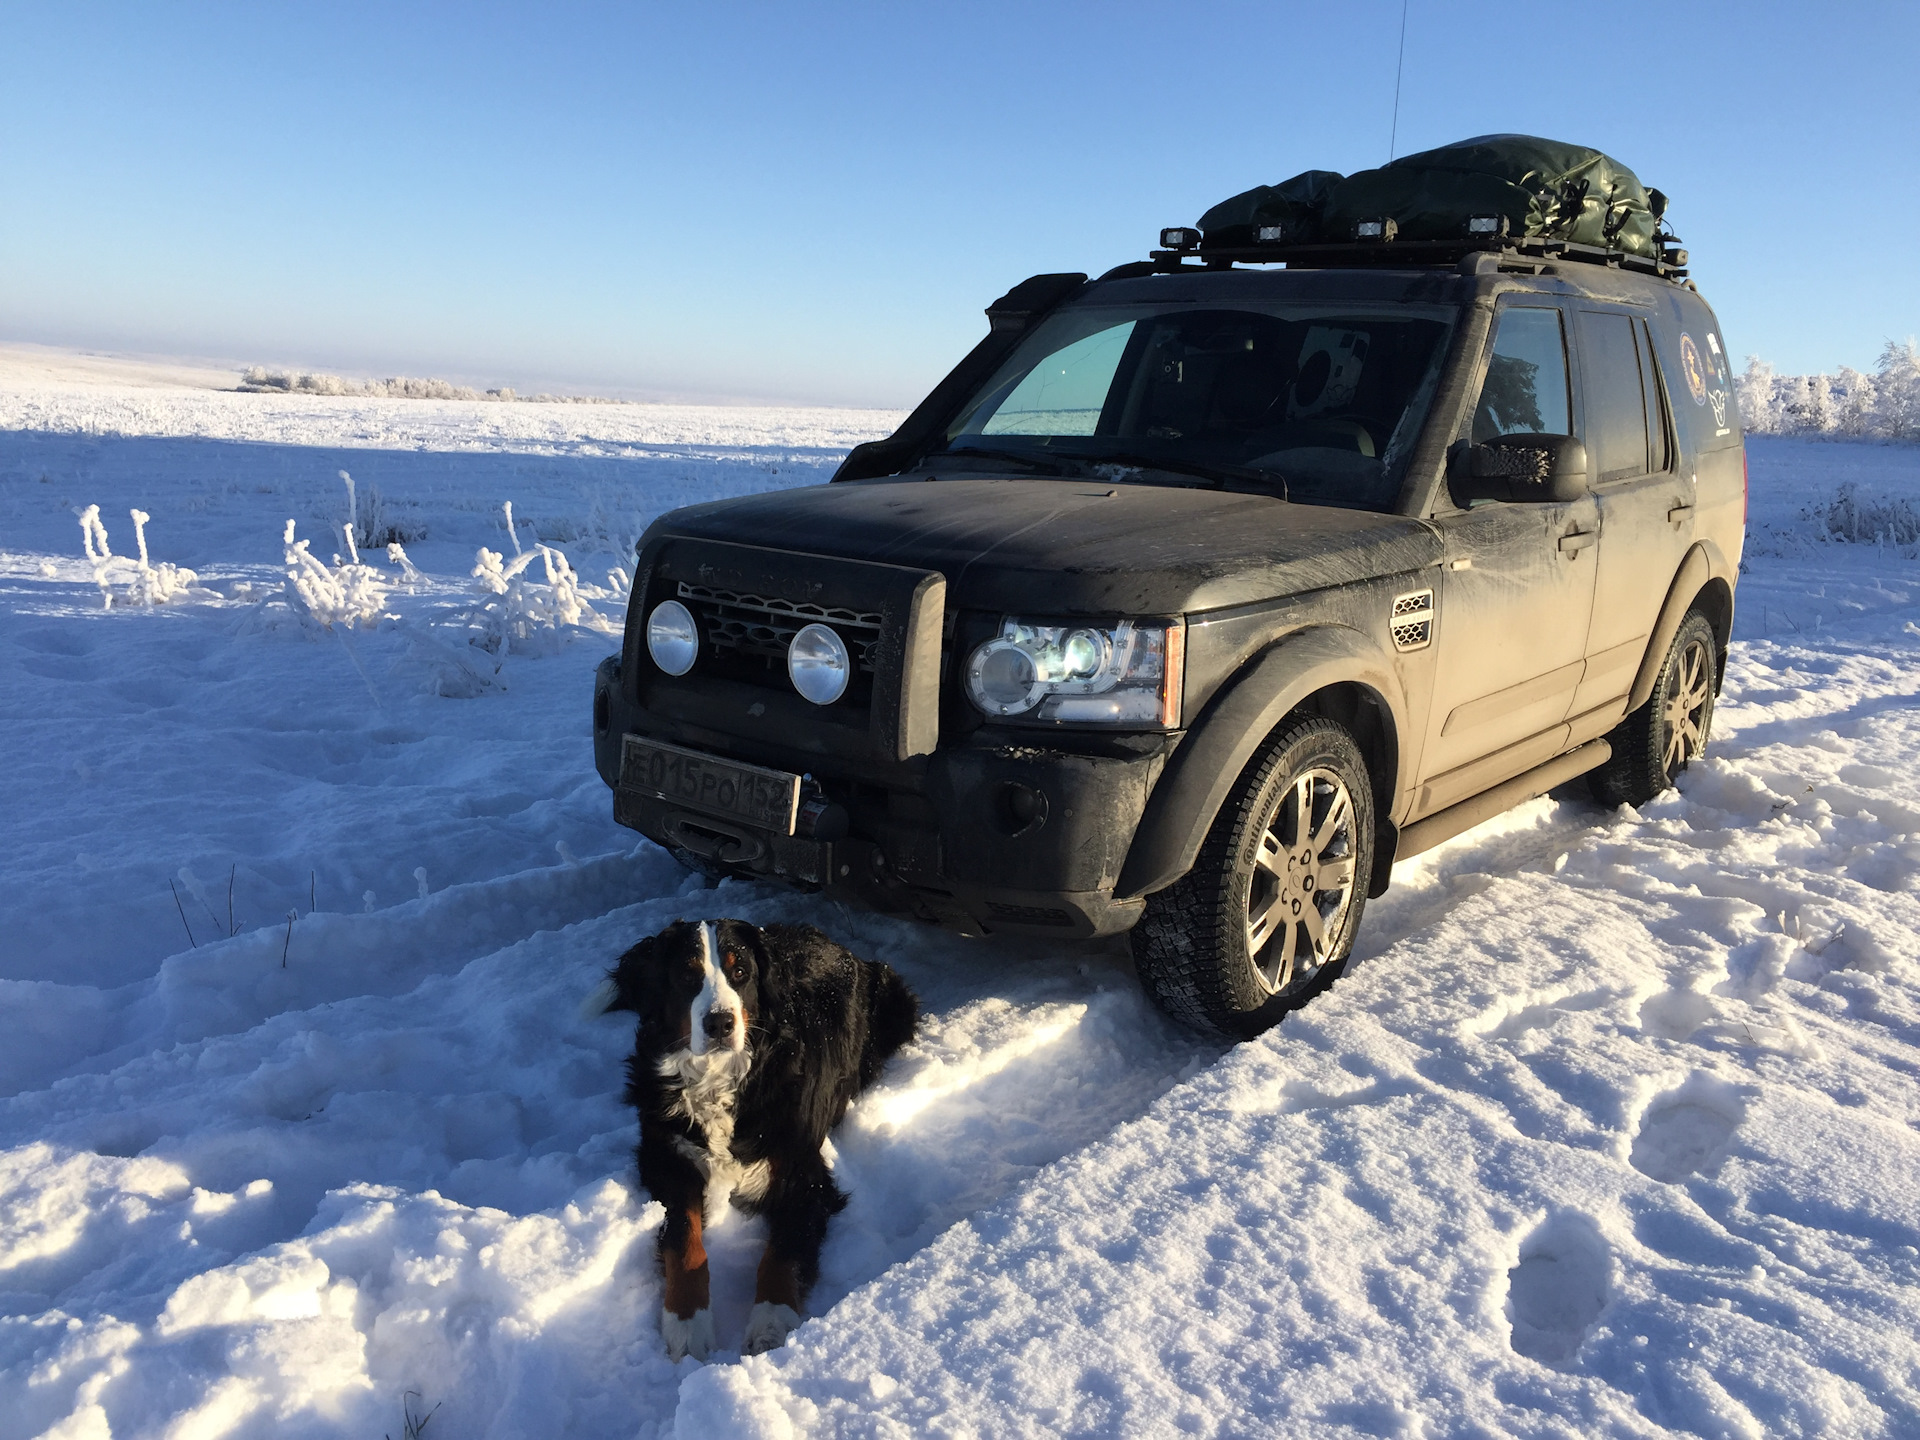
[4,356,1920,1439]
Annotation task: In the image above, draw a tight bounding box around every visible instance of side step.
[1395,739,1612,863]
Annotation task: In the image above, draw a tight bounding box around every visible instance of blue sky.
[3,1,1914,407]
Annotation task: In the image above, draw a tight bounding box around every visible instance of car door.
[1567,308,1695,727]
[1414,300,1599,817]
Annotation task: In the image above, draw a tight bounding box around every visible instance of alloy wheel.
[1245,768,1359,993]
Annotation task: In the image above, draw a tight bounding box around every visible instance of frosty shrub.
[275,519,392,629]
[451,541,618,656]
[386,542,425,589]
[339,470,425,549]
[1739,342,1920,442]
[76,504,202,609]
[1816,482,1920,547]
[1877,340,1920,441]
[238,368,624,405]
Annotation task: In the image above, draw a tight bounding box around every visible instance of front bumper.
[594,656,1167,939]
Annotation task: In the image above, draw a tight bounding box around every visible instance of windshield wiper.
[934,445,1073,475]
[1073,451,1288,500]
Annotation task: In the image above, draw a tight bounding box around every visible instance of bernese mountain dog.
[596,918,917,1360]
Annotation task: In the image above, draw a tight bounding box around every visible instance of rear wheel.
[1588,610,1718,808]
[1132,716,1373,1037]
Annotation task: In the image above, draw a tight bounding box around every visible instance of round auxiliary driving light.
[646,600,699,676]
[788,623,851,705]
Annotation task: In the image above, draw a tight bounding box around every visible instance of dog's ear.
[587,934,656,1017]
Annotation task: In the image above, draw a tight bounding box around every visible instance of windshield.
[932,300,1455,510]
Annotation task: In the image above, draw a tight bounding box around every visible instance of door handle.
[1557,529,1598,557]
[1668,502,1695,526]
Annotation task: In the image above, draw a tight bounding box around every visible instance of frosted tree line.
[1736,340,1920,441]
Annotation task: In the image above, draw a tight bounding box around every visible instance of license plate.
[619,736,801,835]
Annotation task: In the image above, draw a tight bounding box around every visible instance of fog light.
[1355,217,1398,242]
[788,623,851,705]
[1159,227,1201,251]
[1466,213,1504,235]
[1255,223,1289,243]
[968,638,1043,716]
[647,600,698,676]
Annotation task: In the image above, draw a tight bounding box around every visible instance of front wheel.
[1132,716,1373,1037]
[1588,610,1719,809]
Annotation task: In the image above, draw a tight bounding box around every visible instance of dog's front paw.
[742,1301,802,1355]
[662,1305,715,1362]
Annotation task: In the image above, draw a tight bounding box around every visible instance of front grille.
[635,535,945,760]
[679,582,885,672]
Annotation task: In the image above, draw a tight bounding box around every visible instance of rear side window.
[1581,311,1651,483]
[1472,306,1570,442]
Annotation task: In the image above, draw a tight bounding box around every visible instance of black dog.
[597,918,917,1359]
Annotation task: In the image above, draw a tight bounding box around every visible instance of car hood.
[644,476,1441,614]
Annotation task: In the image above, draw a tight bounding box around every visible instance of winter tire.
[1588,610,1718,809]
[1132,715,1373,1037]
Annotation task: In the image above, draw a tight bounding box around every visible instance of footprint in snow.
[1506,1212,1611,1366]
[1629,1074,1745,1184]
[1469,986,1618,1043]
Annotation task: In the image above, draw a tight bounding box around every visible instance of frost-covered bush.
[455,542,618,655]
[237,368,625,405]
[338,470,425,549]
[1739,342,1919,442]
[1816,482,1920,547]
[1750,480,1920,560]
[240,368,490,401]
[277,519,392,629]
[76,504,202,609]
[1876,340,1920,441]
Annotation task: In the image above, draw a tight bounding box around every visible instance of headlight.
[965,617,1184,727]
[788,622,851,705]
[647,600,699,676]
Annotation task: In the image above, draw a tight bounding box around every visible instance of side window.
[1471,306,1570,442]
[1638,318,1673,474]
[1581,311,1651,483]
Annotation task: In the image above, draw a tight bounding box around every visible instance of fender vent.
[1391,589,1434,651]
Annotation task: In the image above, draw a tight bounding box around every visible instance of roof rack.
[1147,232,1690,283]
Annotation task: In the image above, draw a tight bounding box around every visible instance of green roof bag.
[1321,135,1662,258]
[1198,170,1344,248]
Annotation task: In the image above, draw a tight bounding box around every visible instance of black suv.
[593,224,1744,1035]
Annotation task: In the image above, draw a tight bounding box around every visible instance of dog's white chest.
[661,1049,772,1205]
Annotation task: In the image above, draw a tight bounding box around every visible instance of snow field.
[3,374,1920,1437]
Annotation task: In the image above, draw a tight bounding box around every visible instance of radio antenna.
[1388,0,1409,160]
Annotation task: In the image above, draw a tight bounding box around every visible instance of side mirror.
[1448,434,1589,505]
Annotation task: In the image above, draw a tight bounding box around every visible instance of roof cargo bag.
[1319,135,1662,257]
[1197,170,1344,248]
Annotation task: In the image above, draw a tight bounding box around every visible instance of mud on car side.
[593,136,1744,1036]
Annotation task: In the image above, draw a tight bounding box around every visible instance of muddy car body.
[594,236,1744,1034]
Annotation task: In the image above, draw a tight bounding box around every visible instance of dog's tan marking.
[754,1249,802,1312]
[661,1207,710,1319]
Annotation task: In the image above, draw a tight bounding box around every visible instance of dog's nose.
[703,1008,735,1041]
